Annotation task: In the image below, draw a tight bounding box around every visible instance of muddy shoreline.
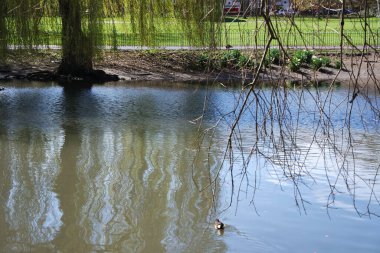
[0,50,379,90]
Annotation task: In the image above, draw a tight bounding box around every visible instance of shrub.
[311,56,323,70]
[221,49,241,67]
[289,56,301,72]
[303,50,314,64]
[236,54,257,68]
[238,55,250,67]
[294,50,314,64]
[223,49,241,62]
[196,53,209,69]
[263,57,270,67]
[334,60,342,69]
[267,48,281,65]
[320,56,331,67]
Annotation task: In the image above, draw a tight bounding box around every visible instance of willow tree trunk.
[57,0,93,76]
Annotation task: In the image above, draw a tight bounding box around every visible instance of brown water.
[0,81,379,253]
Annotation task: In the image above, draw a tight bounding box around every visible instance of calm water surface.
[0,81,379,253]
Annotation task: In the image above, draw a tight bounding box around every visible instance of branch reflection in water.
[0,81,379,253]
[0,83,226,252]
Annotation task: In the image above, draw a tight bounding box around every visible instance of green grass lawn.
[218,16,379,47]
[8,16,380,48]
[223,16,379,31]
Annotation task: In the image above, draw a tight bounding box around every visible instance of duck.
[225,44,233,50]
[214,219,224,230]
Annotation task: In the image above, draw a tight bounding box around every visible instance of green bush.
[238,54,255,68]
[311,57,323,70]
[221,49,241,67]
[238,55,247,67]
[223,49,241,62]
[263,57,270,67]
[289,56,301,72]
[293,50,314,64]
[267,48,281,65]
[196,53,209,69]
[334,60,342,69]
[304,50,314,64]
[320,56,331,67]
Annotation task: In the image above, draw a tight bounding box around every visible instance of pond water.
[0,81,379,253]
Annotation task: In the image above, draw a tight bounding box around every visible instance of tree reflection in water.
[0,82,379,253]
[0,84,227,252]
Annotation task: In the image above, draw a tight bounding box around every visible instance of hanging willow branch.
[0,0,223,71]
[196,0,380,217]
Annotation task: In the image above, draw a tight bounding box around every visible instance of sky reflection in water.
[0,81,379,253]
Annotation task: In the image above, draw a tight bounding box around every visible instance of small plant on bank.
[288,51,332,71]
[289,56,301,72]
[221,49,241,67]
[220,49,256,69]
[263,57,270,67]
[196,53,209,69]
[267,48,281,65]
[311,56,323,70]
[294,49,314,64]
[320,56,331,67]
[334,60,342,69]
[146,49,159,55]
[238,55,248,67]
[311,56,332,70]
[239,54,258,69]
[238,54,256,68]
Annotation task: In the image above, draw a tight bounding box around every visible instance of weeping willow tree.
[0,0,223,76]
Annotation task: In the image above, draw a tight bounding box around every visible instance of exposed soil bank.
[0,50,379,90]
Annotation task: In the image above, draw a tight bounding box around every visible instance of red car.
[224,0,241,15]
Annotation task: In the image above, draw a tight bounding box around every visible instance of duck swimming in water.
[214,219,224,230]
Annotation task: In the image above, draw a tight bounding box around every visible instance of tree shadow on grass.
[224,17,246,23]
